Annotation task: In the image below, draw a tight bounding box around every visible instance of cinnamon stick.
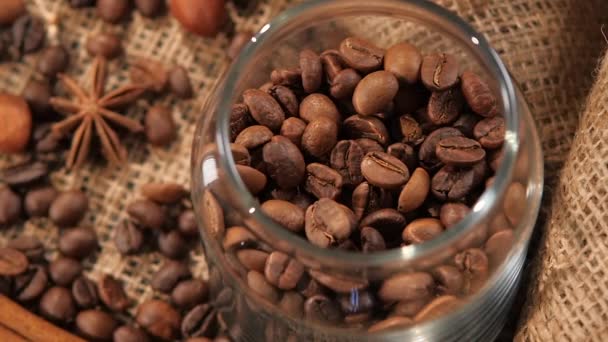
[0,295,85,342]
[0,324,28,342]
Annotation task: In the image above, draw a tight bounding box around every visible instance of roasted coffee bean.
[320,50,344,80]
[263,135,305,189]
[248,270,279,303]
[356,138,384,155]
[269,85,299,117]
[168,65,193,98]
[243,89,285,131]
[338,290,376,315]
[172,279,209,309]
[352,71,398,116]
[228,31,253,60]
[22,80,52,118]
[343,115,389,146]
[181,303,217,338]
[178,209,198,237]
[398,115,424,145]
[114,325,150,342]
[431,163,482,201]
[230,103,253,141]
[427,88,464,125]
[236,249,269,272]
[280,117,306,148]
[1,160,49,186]
[454,248,489,294]
[270,68,302,87]
[235,125,273,150]
[141,182,187,204]
[72,276,98,309]
[39,286,76,322]
[58,227,97,259]
[351,182,391,220]
[436,136,485,166]
[201,190,225,238]
[137,300,181,340]
[158,230,188,259]
[145,105,176,146]
[261,200,304,233]
[24,186,58,217]
[299,93,340,123]
[421,53,459,91]
[14,264,47,302]
[300,49,323,93]
[49,190,89,227]
[0,0,25,25]
[236,165,267,194]
[305,198,356,248]
[8,235,44,261]
[488,148,504,172]
[0,186,22,226]
[338,37,384,73]
[12,15,45,55]
[135,0,164,17]
[86,32,122,59]
[378,272,434,302]
[279,291,304,318]
[398,167,430,213]
[414,295,462,322]
[295,274,324,298]
[270,188,296,201]
[229,143,251,166]
[360,209,406,242]
[368,316,414,332]
[361,152,409,189]
[504,182,526,227]
[114,221,144,255]
[290,192,314,210]
[439,203,470,228]
[453,112,480,137]
[264,251,304,290]
[130,57,168,92]
[384,42,422,84]
[223,226,255,250]
[461,71,498,117]
[330,68,361,100]
[37,45,69,77]
[329,140,364,186]
[387,143,418,173]
[98,275,129,311]
[76,309,118,340]
[473,116,505,149]
[151,260,191,293]
[392,298,429,317]
[484,229,514,269]
[127,199,166,230]
[309,270,367,294]
[49,257,82,286]
[304,295,342,323]
[301,117,338,158]
[431,265,464,295]
[305,163,344,200]
[97,0,130,23]
[360,226,386,252]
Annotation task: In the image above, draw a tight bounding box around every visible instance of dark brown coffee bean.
[137,300,181,340]
[290,192,314,210]
[279,291,304,318]
[97,0,130,23]
[22,80,52,119]
[420,53,459,91]
[439,202,470,228]
[49,257,81,286]
[86,32,122,59]
[427,88,464,125]
[394,83,430,115]
[473,116,505,149]
[360,226,386,252]
[14,264,47,302]
[12,15,45,55]
[248,270,279,303]
[39,286,76,322]
[368,316,414,332]
[114,325,150,342]
[263,135,305,189]
[24,186,57,217]
[135,0,164,17]
[384,42,422,84]
[127,199,166,230]
[320,49,343,80]
[351,182,392,220]
[299,93,340,123]
[454,248,489,294]
[8,235,44,261]
[236,165,267,194]
[329,140,364,186]
[223,226,255,250]
[145,105,176,146]
[436,136,486,166]
[72,276,98,309]
[1,160,49,186]
[504,182,526,227]
[305,163,344,200]
[236,249,268,272]
[361,152,409,189]
[352,71,398,116]
[452,112,480,137]
[178,209,198,237]
[168,65,193,98]
[242,89,285,131]
[76,309,118,341]
[234,125,273,150]
[431,265,464,296]
[270,68,302,87]
[151,260,191,293]
[461,71,498,117]
[229,103,253,141]
[431,165,477,201]
[264,251,304,290]
[305,295,342,323]
[414,295,462,322]
[330,68,361,99]
[98,275,129,312]
[398,115,424,145]
[261,200,304,233]
[172,279,209,309]
[141,182,187,204]
[0,186,21,226]
[398,167,430,213]
[227,31,253,60]
[58,227,97,259]
[360,208,406,243]
[300,49,322,93]
[181,303,217,338]
[339,37,384,73]
[33,123,61,156]
[158,230,188,259]
[305,198,356,248]
[355,138,384,155]
[269,85,299,117]
[49,190,89,227]
[301,117,338,158]
[114,221,144,255]
[419,128,464,169]
[378,272,434,302]
[37,45,69,77]
[386,143,417,173]
[484,229,514,269]
[280,117,306,148]
[343,115,389,146]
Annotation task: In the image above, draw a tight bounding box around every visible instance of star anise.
[50,56,146,169]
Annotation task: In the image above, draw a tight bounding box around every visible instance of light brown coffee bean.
[305,198,356,248]
[76,309,118,341]
[343,115,390,146]
[439,202,470,228]
[236,249,268,272]
[368,316,414,332]
[461,71,498,117]
[223,226,256,250]
[384,42,422,84]
[305,163,344,200]
[114,325,150,342]
[361,152,409,189]
[98,275,129,311]
[300,49,323,93]
[352,71,398,116]
[230,143,251,166]
[484,229,514,269]
[247,270,279,303]
[0,247,28,276]
[236,165,267,194]
[49,190,89,227]
[398,167,430,213]
[234,125,273,150]
[454,248,489,294]
[432,265,464,295]
[279,291,304,318]
[391,298,429,317]
[421,53,459,91]
[264,251,304,290]
[268,85,299,117]
[320,49,344,80]
[299,93,340,123]
[280,117,306,148]
[141,182,187,204]
[402,218,444,244]
[127,199,166,230]
[243,89,285,131]
[414,295,461,322]
[330,68,361,99]
[308,270,367,294]
[339,37,384,73]
[58,227,97,259]
[263,135,305,189]
[25,186,58,217]
[503,181,526,227]
[436,136,486,166]
[261,200,304,233]
[168,66,193,99]
[136,300,181,340]
[301,117,338,158]
[378,272,434,302]
[86,32,122,59]
[201,190,224,237]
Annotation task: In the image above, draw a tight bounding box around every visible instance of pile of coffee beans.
[0,0,46,61]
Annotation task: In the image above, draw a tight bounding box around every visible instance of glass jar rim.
[211,0,520,268]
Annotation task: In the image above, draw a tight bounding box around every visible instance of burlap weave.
[1,0,607,339]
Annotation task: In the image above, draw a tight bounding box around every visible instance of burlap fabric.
[1,0,607,339]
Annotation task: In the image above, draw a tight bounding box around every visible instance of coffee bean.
[343,115,389,146]
[360,226,386,252]
[461,71,498,117]
[151,260,191,293]
[402,218,444,245]
[201,190,225,238]
[268,85,299,117]
[397,115,423,145]
[436,136,486,166]
[355,138,384,155]
[158,230,188,259]
[361,152,409,189]
[12,15,45,55]
[431,163,483,201]
[72,276,98,309]
[0,186,22,227]
[384,42,421,84]
[263,251,304,290]
[114,221,144,255]
[22,80,52,119]
[229,103,253,141]
[145,105,176,146]
[261,200,304,233]
[421,53,459,91]
[135,0,164,17]
[236,249,268,272]
[235,125,272,150]
[368,316,413,332]
[352,71,398,116]
[277,291,304,318]
[279,118,306,148]
[181,303,217,338]
[168,65,193,98]
[329,68,361,100]
[37,45,69,77]
[223,226,255,250]
[454,248,489,294]
[1,160,49,186]
[305,163,343,200]
[329,140,364,186]
[242,89,285,131]
[391,298,429,317]
[300,49,323,93]
[127,199,166,230]
[431,265,464,296]
[290,192,314,210]
[414,295,461,322]
[309,270,367,294]
[114,325,150,342]
[49,190,89,227]
[97,0,130,23]
[305,198,356,248]
[453,112,480,137]
[76,309,118,340]
[39,286,76,322]
[8,235,44,261]
[473,116,505,149]
[141,182,187,204]
[360,209,406,243]
[320,50,344,80]
[137,300,181,340]
[270,68,302,87]
[427,88,464,125]
[0,0,25,25]
[301,117,338,158]
[49,257,82,286]
[24,186,58,217]
[236,165,267,194]
[504,182,526,226]
[378,272,434,302]
[228,143,250,166]
[299,93,340,123]
[13,264,46,301]
[439,203,470,228]
[130,57,168,92]
[488,148,503,172]
[262,135,305,189]
[98,275,129,311]
[484,229,514,269]
[387,143,417,173]
[172,279,209,309]
[397,167,430,213]
[86,32,122,59]
[339,37,384,73]
[248,270,279,303]
[178,209,198,237]
[33,124,61,156]
[58,227,97,259]
[351,182,391,220]
[227,31,253,60]
[304,295,342,323]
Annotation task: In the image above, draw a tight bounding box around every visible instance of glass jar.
[191,0,543,341]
